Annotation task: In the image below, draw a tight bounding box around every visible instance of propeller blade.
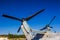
[48,16,56,25]
[50,27,53,28]
[40,26,47,30]
[17,26,21,33]
[2,14,22,21]
[26,9,45,21]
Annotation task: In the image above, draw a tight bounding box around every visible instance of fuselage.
[21,21,33,40]
[21,21,60,40]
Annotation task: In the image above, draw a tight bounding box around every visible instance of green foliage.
[8,34,26,38]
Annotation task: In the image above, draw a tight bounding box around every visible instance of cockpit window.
[32,33,44,40]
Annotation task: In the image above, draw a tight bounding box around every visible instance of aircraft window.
[32,33,44,40]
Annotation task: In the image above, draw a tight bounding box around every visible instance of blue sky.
[0,0,60,34]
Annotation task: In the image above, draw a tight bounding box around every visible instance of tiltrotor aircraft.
[2,9,60,40]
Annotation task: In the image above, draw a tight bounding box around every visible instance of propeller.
[26,9,45,21]
[2,14,22,21]
[48,16,56,25]
[2,9,45,33]
[17,25,21,33]
[40,16,56,30]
